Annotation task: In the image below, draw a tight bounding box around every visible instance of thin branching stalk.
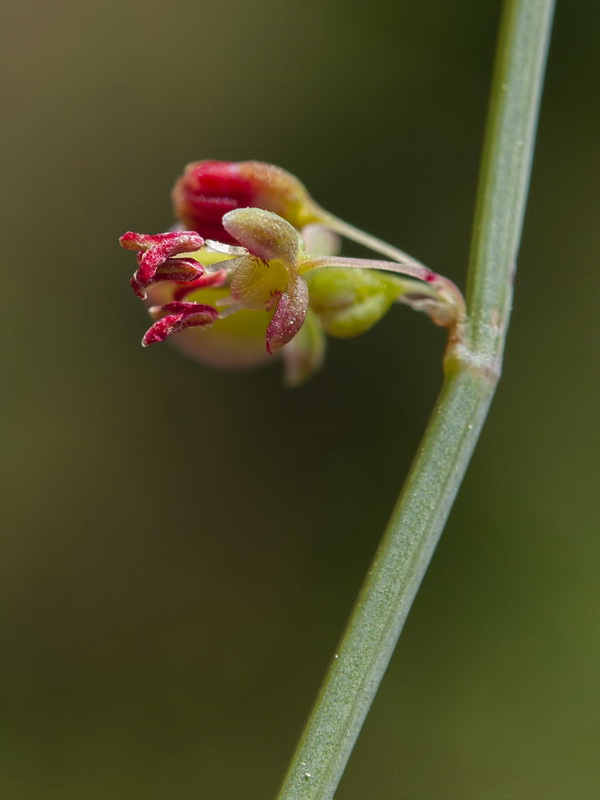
[307,254,465,319]
[319,212,431,269]
[277,1,555,798]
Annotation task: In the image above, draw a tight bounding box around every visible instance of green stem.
[276,2,555,798]
[319,212,430,269]
[306,254,466,323]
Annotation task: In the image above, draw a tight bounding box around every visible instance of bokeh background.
[1,1,598,798]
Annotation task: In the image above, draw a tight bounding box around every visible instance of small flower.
[121,159,466,385]
[172,160,323,243]
[222,207,310,354]
[120,206,462,386]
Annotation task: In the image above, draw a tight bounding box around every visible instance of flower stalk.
[318,211,431,270]
[276,1,555,798]
[307,254,465,326]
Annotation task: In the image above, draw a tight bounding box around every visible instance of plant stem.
[319,212,430,269]
[307,253,466,322]
[276,2,555,798]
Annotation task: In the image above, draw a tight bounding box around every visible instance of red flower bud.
[172,160,322,244]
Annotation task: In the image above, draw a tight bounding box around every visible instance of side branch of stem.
[306,254,466,324]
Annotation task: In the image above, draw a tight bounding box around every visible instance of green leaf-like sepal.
[223,208,300,265]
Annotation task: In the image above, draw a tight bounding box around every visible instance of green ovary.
[230,257,288,311]
[306,268,400,338]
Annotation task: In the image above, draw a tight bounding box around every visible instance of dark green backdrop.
[1,1,598,798]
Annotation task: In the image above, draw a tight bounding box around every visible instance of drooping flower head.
[120,161,465,386]
[121,229,463,387]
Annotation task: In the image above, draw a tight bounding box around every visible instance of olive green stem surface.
[276,2,555,798]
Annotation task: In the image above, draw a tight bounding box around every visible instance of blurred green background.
[0,1,597,798]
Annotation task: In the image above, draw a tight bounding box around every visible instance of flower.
[120,206,460,386]
[172,160,323,244]
[119,210,314,365]
[121,159,466,385]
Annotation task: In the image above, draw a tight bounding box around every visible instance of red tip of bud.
[172,160,320,243]
[172,162,255,244]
